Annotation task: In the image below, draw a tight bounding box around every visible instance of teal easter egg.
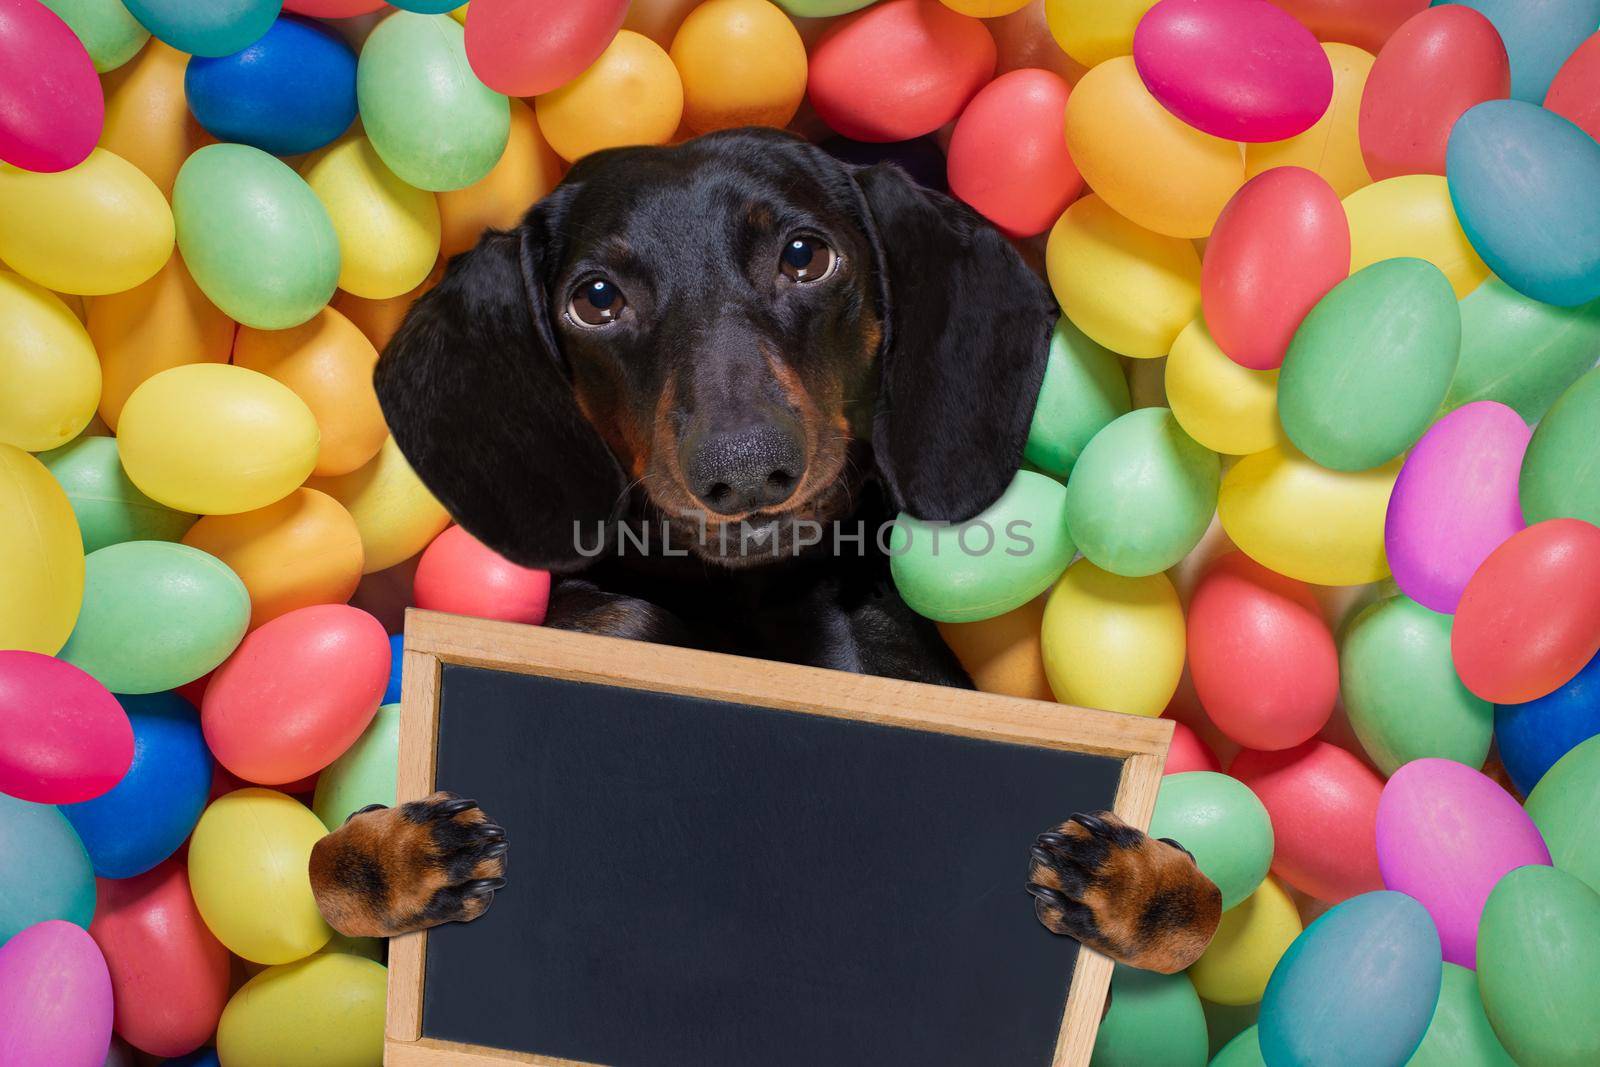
[1279,257,1460,471]
[1444,278,1600,422]
[36,436,195,553]
[1065,407,1219,577]
[1447,99,1600,308]
[1477,865,1600,1066]
[57,541,249,694]
[1149,771,1273,910]
[172,143,340,330]
[1212,1027,1267,1067]
[356,13,510,192]
[1520,366,1600,527]
[1408,962,1515,1067]
[39,0,150,72]
[121,0,280,58]
[312,703,399,830]
[1340,594,1493,775]
[0,793,95,942]
[1525,734,1600,896]
[1260,891,1442,1067]
[1090,965,1208,1067]
[1023,317,1131,480]
[889,469,1075,623]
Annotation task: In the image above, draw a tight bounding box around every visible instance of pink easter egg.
[414,525,552,626]
[0,920,114,1067]
[1133,0,1334,142]
[1384,402,1529,614]
[0,0,104,172]
[1376,757,1551,967]
[0,651,133,804]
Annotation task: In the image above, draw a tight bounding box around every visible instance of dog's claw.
[1036,831,1071,849]
[464,877,507,897]
[478,822,506,841]
[1069,812,1111,836]
[435,797,479,817]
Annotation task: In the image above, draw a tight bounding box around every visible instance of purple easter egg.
[1376,757,1551,968]
[0,919,113,1067]
[1384,401,1530,614]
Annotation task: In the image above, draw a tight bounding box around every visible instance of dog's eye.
[569,279,626,327]
[779,237,837,283]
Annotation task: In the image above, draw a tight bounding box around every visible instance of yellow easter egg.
[1217,442,1399,586]
[1344,174,1490,298]
[936,597,1054,701]
[303,135,441,300]
[308,436,451,573]
[1189,876,1302,1006]
[217,952,386,1067]
[670,0,808,134]
[1046,195,1202,358]
[98,40,205,198]
[0,148,174,296]
[437,98,563,258]
[1165,317,1282,456]
[0,272,100,452]
[0,443,85,655]
[1044,0,1157,67]
[535,30,684,162]
[187,789,333,964]
[1041,559,1185,717]
[117,364,321,515]
[1246,44,1374,199]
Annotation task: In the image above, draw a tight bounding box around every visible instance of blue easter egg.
[1260,891,1443,1067]
[185,16,357,157]
[1435,0,1600,102]
[163,1050,221,1067]
[1495,648,1600,795]
[384,632,404,704]
[123,0,282,58]
[59,692,212,879]
[1447,99,1600,307]
[0,794,95,942]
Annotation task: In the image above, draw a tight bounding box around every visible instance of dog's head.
[376,127,1056,571]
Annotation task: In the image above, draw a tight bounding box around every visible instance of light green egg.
[1210,1025,1266,1067]
[357,13,510,192]
[1408,963,1515,1067]
[1278,258,1461,471]
[58,540,249,694]
[173,143,340,330]
[1024,317,1132,480]
[39,0,149,72]
[0,794,95,943]
[773,0,877,15]
[1477,865,1600,1067]
[1149,771,1273,910]
[1444,278,1600,422]
[888,469,1074,623]
[1525,734,1600,895]
[37,435,195,553]
[1520,366,1599,527]
[1091,965,1208,1067]
[313,703,399,831]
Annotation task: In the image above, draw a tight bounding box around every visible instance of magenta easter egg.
[0,919,113,1067]
[1133,0,1334,142]
[1202,166,1350,369]
[0,0,104,172]
[0,651,133,804]
[1384,402,1528,614]
[1376,757,1551,968]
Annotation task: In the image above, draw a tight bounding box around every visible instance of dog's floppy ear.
[374,212,626,573]
[852,163,1057,523]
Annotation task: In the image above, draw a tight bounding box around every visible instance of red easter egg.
[88,860,230,1058]
[282,0,387,15]
[808,0,996,143]
[1451,519,1600,704]
[1187,552,1338,750]
[465,0,630,97]
[0,651,133,804]
[1265,0,1428,54]
[1231,740,1385,902]
[947,68,1081,238]
[201,604,390,785]
[1357,6,1509,180]
[1546,32,1600,142]
[0,0,103,172]
[1165,719,1223,774]
[1202,166,1350,369]
[414,525,552,625]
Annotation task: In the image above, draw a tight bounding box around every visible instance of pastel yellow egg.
[1165,316,1282,455]
[0,272,100,452]
[1344,174,1490,298]
[0,148,174,296]
[1044,0,1157,67]
[940,0,1029,13]
[0,443,84,655]
[671,0,807,133]
[308,436,451,573]
[99,40,205,198]
[437,98,563,258]
[1046,195,1202,358]
[303,135,441,300]
[1041,559,1185,717]
[1217,442,1399,586]
[1189,876,1302,1006]
[217,952,385,1067]
[535,30,684,162]
[1246,44,1374,199]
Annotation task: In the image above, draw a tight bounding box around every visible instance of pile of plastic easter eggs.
[3,0,1600,1064]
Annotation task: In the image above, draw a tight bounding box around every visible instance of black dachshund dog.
[309,127,1221,976]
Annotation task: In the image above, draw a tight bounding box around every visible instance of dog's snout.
[683,420,806,515]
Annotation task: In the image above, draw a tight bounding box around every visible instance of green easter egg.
[37,435,195,553]
[888,469,1075,623]
[0,794,95,942]
[1149,771,1273,910]
[1024,317,1132,479]
[1340,594,1493,775]
[1091,965,1208,1067]
[357,13,510,192]
[1065,407,1218,577]
[58,541,249,694]
[40,0,150,72]
[1210,1026,1266,1067]
[773,0,878,14]
[1525,734,1600,895]
[1278,258,1461,471]
[1409,963,1515,1067]
[1520,366,1600,527]
[313,703,400,830]
[173,144,340,331]
[1445,278,1600,422]
[1477,865,1600,1067]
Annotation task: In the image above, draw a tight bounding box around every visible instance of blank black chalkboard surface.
[385,610,1171,1067]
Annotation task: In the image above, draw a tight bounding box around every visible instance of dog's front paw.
[309,791,508,938]
[1027,811,1221,974]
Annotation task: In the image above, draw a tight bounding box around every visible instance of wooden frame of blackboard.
[383,608,1173,1067]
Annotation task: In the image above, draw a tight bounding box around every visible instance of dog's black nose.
[682,421,806,515]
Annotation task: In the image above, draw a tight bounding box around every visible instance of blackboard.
[385,611,1171,1067]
